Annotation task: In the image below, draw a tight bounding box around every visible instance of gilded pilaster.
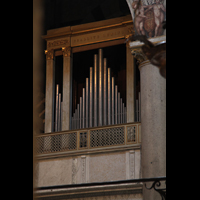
[62,46,73,130]
[44,49,55,133]
[45,49,54,60]
[62,47,71,57]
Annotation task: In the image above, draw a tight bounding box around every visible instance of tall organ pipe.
[107,68,111,125]
[80,97,82,129]
[111,77,115,125]
[94,54,98,127]
[58,93,61,131]
[103,58,107,126]
[77,104,80,129]
[98,49,103,126]
[118,92,120,124]
[86,79,89,128]
[115,85,118,124]
[89,67,93,127]
[82,88,85,128]
[55,84,59,132]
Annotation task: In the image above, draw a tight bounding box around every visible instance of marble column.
[140,59,166,200]
[62,47,73,130]
[130,36,166,200]
[44,49,55,133]
[126,44,135,123]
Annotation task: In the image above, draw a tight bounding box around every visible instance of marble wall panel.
[37,158,72,187]
[89,152,126,183]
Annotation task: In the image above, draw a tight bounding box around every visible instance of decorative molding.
[81,156,86,183]
[47,40,69,48]
[127,125,137,144]
[72,157,78,184]
[42,15,132,40]
[71,25,132,47]
[44,49,54,60]
[129,150,135,179]
[36,182,143,199]
[131,48,148,64]
[62,46,71,57]
[138,60,151,71]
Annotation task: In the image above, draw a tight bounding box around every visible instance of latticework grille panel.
[36,132,77,154]
[90,127,124,148]
[36,123,140,155]
[127,126,136,143]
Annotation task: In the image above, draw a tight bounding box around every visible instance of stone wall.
[36,149,141,187]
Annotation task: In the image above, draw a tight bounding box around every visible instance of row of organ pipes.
[54,48,141,132]
[71,48,127,130]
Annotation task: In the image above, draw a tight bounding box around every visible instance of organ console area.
[43,15,141,133]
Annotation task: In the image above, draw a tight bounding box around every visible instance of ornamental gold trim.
[45,49,54,60]
[62,47,71,57]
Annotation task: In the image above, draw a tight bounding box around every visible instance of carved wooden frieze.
[47,39,70,50]
[71,25,133,47]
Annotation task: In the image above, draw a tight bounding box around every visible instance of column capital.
[45,49,54,60]
[62,46,71,57]
[131,48,148,65]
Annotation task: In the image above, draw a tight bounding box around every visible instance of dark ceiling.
[43,0,131,34]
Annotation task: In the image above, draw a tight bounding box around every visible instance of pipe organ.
[71,48,127,130]
[53,48,141,132]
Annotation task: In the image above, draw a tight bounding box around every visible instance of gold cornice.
[42,15,133,40]
[71,20,133,36]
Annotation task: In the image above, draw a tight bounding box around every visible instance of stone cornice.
[36,144,141,161]
[36,182,142,199]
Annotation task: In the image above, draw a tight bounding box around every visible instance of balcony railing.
[36,122,141,155]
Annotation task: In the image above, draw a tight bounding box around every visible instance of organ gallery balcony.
[36,122,141,159]
[35,122,142,199]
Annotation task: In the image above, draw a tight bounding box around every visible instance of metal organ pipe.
[98,49,103,127]
[58,93,61,131]
[55,84,59,132]
[86,78,89,128]
[89,67,93,127]
[94,54,98,127]
[80,97,82,129]
[107,68,111,125]
[103,58,107,126]
[82,88,85,128]
[118,92,120,124]
[115,85,118,124]
[111,77,115,125]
